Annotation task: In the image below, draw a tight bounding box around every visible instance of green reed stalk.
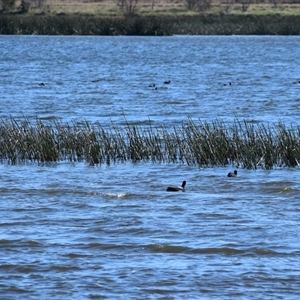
[1,117,300,169]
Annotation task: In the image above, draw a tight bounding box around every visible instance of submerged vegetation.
[1,117,300,169]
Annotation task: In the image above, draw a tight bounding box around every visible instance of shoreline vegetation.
[1,117,300,169]
[1,0,300,35]
[1,14,300,35]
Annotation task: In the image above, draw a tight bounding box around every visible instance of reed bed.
[1,14,300,35]
[1,117,300,169]
[0,15,172,35]
[170,15,300,35]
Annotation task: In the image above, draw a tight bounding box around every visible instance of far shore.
[1,0,300,35]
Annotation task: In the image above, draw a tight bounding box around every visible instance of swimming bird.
[38,83,45,86]
[167,180,186,192]
[227,170,237,177]
[164,80,171,84]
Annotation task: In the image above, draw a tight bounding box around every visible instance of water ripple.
[1,35,300,299]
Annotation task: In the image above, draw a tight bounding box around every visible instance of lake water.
[1,35,300,299]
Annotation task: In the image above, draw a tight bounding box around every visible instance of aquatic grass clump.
[1,117,300,169]
[0,117,59,164]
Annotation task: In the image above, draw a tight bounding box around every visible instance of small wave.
[0,284,30,294]
[80,243,130,251]
[145,244,189,254]
[64,252,92,258]
[262,186,299,194]
[145,244,291,256]
[145,244,244,255]
[0,263,81,273]
[51,264,82,272]
[0,239,43,247]
[38,115,59,121]
[102,192,131,198]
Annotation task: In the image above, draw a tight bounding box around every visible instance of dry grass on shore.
[13,0,300,16]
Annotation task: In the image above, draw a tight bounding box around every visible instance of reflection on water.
[1,35,300,299]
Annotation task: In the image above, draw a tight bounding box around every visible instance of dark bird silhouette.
[227,170,237,177]
[38,83,45,86]
[167,180,186,192]
[164,80,171,84]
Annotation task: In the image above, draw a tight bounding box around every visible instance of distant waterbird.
[167,180,186,192]
[227,170,237,177]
